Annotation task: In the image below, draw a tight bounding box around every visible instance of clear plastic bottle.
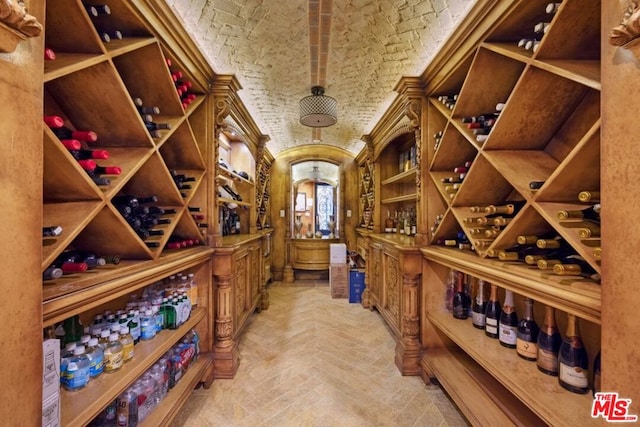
[60,342,77,387]
[86,337,104,379]
[187,273,198,307]
[127,310,140,344]
[99,328,111,347]
[62,345,91,391]
[150,364,165,405]
[80,334,91,347]
[106,313,117,328]
[156,358,169,398]
[91,314,105,336]
[119,326,135,363]
[152,304,163,334]
[104,333,124,373]
[140,309,156,341]
[117,386,139,427]
[136,374,156,422]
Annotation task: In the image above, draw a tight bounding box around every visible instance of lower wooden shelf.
[61,307,207,426]
[141,354,213,427]
[428,311,597,426]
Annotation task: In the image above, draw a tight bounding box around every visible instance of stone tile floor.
[170,281,469,427]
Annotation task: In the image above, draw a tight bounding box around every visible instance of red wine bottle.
[516,298,539,361]
[485,284,501,339]
[69,149,110,160]
[471,279,488,329]
[60,139,82,150]
[452,271,468,320]
[44,48,56,60]
[45,116,98,143]
[558,314,589,394]
[498,290,518,348]
[537,306,562,376]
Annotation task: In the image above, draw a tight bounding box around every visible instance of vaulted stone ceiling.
[166,0,475,156]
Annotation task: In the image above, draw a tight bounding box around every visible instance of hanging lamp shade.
[299,86,337,127]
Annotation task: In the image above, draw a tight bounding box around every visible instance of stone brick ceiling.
[166,0,475,156]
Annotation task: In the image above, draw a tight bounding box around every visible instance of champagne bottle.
[485,284,501,339]
[499,290,518,348]
[471,279,488,329]
[516,298,539,361]
[557,204,600,222]
[452,271,468,320]
[558,314,589,394]
[537,306,561,376]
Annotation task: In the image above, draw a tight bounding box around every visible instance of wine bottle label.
[472,311,486,327]
[559,362,589,388]
[485,318,498,335]
[537,348,559,373]
[499,324,517,345]
[516,338,538,359]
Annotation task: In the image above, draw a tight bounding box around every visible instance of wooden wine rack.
[419,0,603,424]
[40,0,217,425]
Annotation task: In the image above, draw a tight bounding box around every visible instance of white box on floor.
[42,392,60,427]
[42,339,60,401]
[330,264,348,298]
[329,243,347,264]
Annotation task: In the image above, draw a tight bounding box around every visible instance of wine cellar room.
[1,0,639,426]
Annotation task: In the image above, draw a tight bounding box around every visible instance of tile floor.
[170,281,469,427]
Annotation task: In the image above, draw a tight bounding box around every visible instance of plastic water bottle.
[62,345,91,391]
[188,273,198,306]
[104,333,124,373]
[119,326,134,363]
[117,386,139,427]
[60,342,77,387]
[127,310,140,344]
[140,309,156,341]
[86,337,104,379]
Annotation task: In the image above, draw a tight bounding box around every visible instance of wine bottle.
[145,121,172,131]
[529,180,545,190]
[112,195,158,208]
[43,266,63,281]
[43,226,63,237]
[46,117,98,143]
[69,149,110,160]
[59,139,82,150]
[537,306,562,376]
[452,271,468,320]
[44,47,56,60]
[461,113,499,123]
[592,351,601,397]
[558,314,589,394]
[471,279,488,329]
[516,298,539,361]
[578,190,600,203]
[546,2,562,14]
[84,4,111,16]
[499,290,518,348]
[557,204,600,222]
[534,22,550,34]
[485,284,501,339]
[552,254,600,280]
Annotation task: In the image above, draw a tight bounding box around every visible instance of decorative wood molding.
[0,0,42,53]
[609,1,640,57]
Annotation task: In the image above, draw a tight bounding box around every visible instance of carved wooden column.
[395,249,423,375]
[212,250,239,378]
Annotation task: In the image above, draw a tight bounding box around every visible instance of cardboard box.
[329,243,347,264]
[42,339,60,401]
[42,392,60,427]
[349,269,366,303]
[330,264,349,298]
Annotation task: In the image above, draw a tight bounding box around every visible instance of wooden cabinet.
[415,0,605,424]
[38,0,219,424]
[211,234,267,378]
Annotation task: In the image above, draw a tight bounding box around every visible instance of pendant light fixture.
[299,86,337,127]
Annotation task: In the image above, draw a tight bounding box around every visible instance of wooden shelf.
[426,347,540,426]
[422,246,601,324]
[218,197,252,207]
[44,52,108,82]
[381,167,417,185]
[61,307,207,427]
[428,312,596,426]
[380,193,418,204]
[140,354,213,426]
[43,247,213,326]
